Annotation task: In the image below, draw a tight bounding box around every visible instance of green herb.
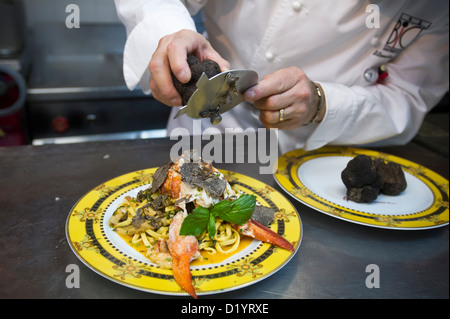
[179,194,256,239]
[211,194,256,225]
[207,213,216,240]
[180,206,210,237]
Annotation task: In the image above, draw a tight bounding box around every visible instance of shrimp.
[146,238,173,270]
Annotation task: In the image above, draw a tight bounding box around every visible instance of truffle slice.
[251,206,275,227]
[179,162,227,198]
[151,160,172,193]
[151,193,169,211]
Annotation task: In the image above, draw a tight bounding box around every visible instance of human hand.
[148,29,230,106]
[244,67,324,129]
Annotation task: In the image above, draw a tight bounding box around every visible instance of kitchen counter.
[0,135,448,302]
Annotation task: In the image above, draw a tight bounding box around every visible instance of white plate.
[274,147,449,230]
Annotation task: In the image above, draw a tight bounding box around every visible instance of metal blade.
[172,69,258,124]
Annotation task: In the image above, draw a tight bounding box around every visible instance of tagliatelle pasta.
[108,183,246,268]
[197,219,241,255]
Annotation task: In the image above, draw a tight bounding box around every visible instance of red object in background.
[0,67,27,146]
[0,111,26,146]
[52,116,69,133]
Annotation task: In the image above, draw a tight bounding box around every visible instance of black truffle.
[341,155,380,189]
[341,155,406,203]
[375,159,407,195]
[172,55,221,105]
[346,186,380,204]
[200,59,221,78]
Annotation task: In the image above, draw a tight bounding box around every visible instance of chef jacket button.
[292,1,302,11]
[364,68,378,84]
[371,37,380,47]
[265,51,275,61]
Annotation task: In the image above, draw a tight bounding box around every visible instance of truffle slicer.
[173,69,258,125]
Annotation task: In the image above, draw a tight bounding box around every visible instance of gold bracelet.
[303,82,324,126]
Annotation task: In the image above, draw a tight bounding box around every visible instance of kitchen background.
[0,0,205,147]
[0,0,447,157]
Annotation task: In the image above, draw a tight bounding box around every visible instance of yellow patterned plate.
[66,169,302,297]
[274,146,449,230]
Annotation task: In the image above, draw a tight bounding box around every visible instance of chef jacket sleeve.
[114,0,197,94]
[305,13,449,150]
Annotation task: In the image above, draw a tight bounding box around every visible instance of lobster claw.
[171,253,198,299]
[235,219,295,253]
[168,212,200,299]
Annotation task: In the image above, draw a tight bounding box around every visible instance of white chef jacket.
[115,0,449,154]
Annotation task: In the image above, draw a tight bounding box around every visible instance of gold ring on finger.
[278,108,285,122]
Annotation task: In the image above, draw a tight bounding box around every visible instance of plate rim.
[66,168,303,296]
[273,146,449,230]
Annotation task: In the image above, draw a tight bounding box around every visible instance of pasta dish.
[108,150,294,298]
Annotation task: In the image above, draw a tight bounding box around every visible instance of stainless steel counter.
[0,136,448,303]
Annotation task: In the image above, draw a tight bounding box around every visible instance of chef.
[114,0,449,154]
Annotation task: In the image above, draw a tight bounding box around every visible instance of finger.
[259,109,281,124]
[149,53,182,106]
[260,113,299,130]
[259,104,293,124]
[150,30,231,106]
[150,79,182,106]
[244,70,297,102]
[167,32,230,82]
[150,82,182,106]
[167,40,193,83]
[252,92,292,111]
[164,30,203,83]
